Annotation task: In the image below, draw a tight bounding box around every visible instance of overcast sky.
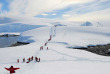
[0,0,110,21]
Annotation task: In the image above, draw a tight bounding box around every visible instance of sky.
[0,0,110,22]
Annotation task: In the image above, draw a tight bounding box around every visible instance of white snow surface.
[1,23,110,74]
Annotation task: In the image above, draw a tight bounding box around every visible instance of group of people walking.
[17,56,40,63]
[17,35,53,64]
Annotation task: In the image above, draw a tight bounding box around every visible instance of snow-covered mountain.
[0,17,110,74]
[81,21,93,26]
[0,17,15,24]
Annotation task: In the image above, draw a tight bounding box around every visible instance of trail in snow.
[19,26,56,73]
[19,25,56,71]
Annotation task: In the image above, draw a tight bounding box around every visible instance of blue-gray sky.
[0,0,110,21]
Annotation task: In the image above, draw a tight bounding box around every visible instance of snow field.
[1,25,110,74]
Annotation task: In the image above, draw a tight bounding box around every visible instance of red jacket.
[5,67,20,73]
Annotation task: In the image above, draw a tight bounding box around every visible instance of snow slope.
[0,22,110,74]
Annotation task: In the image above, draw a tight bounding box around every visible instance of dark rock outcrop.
[73,44,110,56]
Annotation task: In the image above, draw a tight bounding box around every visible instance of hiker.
[27,58,31,63]
[28,58,31,62]
[50,35,52,40]
[40,46,41,50]
[40,46,43,50]
[38,58,40,62]
[5,66,20,74]
[48,39,51,41]
[23,58,25,62]
[44,42,47,46]
[31,56,34,61]
[17,59,19,63]
[35,57,38,62]
[42,46,43,50]
[48,35,52,41]
[40,46,42,50]
[47,47,48,50]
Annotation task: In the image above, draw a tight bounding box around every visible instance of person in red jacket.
[31,56,34,61]
[38,58,40,62]
[44,42,47,46]
[40,46,43,50]
[23,58,25,62]
[5,66,20,74]
[17,59,19,63]
[47,47,48,50]
[27,58,31,63]
[35,57,38,62]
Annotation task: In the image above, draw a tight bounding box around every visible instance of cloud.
[3,0,109,22]
[41,13,48,16]
[64,8,110,22]
[100,0,108,2]
[52,14,56,15]
[4,0,95,16]
[61,0,110,21]
[62,14,70,17]
[0,3,2,11]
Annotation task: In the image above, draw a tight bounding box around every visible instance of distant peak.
[81,21,93,26]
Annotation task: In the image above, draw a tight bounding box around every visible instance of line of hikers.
[17,56,40,63]
[40,35,52,51]
[40,46,48,50]
[17,35,53,63]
